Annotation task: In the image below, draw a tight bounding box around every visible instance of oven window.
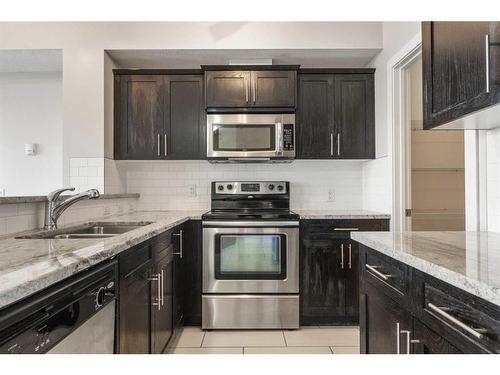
[213,124,275,151]
[214,234,287,280]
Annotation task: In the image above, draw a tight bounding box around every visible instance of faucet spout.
[44,188,100,230]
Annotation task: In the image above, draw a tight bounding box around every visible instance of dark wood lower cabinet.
[172,225,184,338]
[151,254,174,354]
[411,319,462,354]
[182,220,203,326]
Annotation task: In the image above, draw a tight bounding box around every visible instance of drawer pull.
[333,227,359,231]
[365,264,392,281]
[427,303,484,339]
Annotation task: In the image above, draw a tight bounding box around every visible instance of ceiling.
[106,48,381,69]
[0,49,62,73]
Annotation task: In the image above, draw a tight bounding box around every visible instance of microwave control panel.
[283,124,294,151]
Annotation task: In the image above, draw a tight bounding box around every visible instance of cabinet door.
[173,226,184,335]
[297,74,335,159]
[343,240,359,322]
[360,281,411,354]
[333,74,375,159]
[151,255,174,354]
[422,22,500,129]
[182,220,203,326]
[164,75,205,159]
[300,238,345,324]
[119,262,153,354]
[115,75,164,159]
[251,71,296,107]
[411,318,462,354]
[205,71,251,108]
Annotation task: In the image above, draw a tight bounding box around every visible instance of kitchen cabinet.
[114,72,205,160]
[358,243,500,354]
[422,22,500,129]
[114,75,164,160]
[300,219,389,325]
[297,71,375,159]
[204,67,297,109]
[297,75,335,159]
[118,243,154,354]
[172,225,184,338]
[182,220,203,326]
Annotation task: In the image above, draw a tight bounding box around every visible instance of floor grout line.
[282,330,288,347]
[329,346,334,354]
[200,330,207,348]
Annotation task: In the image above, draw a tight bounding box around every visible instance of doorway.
[404,55,465,231]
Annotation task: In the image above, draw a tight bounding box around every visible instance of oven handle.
[202,221,299,227]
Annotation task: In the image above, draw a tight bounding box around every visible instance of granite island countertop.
[351,231,500,307]
[296,210,390,219]
[0,210,204,310]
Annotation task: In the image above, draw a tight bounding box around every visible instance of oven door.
[206,114,295,160]
[202,221,299,293]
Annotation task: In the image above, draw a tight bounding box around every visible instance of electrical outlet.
[327,190,335,202]
[188,184,197,198]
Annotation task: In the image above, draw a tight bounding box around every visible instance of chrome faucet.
[44,187,100,230]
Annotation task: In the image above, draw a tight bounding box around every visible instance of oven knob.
[217,185,224,191]
[268,184,275,191]
[94,287,106,308]
[226,184,233,190]
[277,185,284,191]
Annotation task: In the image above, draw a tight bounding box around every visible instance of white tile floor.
[169,326,360,354]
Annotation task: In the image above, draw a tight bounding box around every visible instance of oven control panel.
[215,181,287,194]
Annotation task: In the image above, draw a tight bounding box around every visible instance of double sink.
[16,222,153,240]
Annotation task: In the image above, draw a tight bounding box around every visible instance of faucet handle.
[47,187,75,202]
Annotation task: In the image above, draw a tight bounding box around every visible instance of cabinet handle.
[396,322,401,354]
[337,133,340,156]
[160,269,164,306]
[333,227,359,231]
[173,229,183,258]
[253,77,256,104]
[427,303,484,339]
[485,34,490,93]
[148,273,161,310]
[340,243,344,269]
[245,81,249,103]
[330,133,334,156]
[400,330,411,354]
[365,264,392,281]
[164,134,168,156]
[157,134,161,157]
[348,243,352,269]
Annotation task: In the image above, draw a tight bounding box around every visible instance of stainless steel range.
[202,181,299,329]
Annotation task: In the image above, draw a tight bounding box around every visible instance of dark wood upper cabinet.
[114,72,205,160]
[205,68,297,109]
[205,70,251,108]
[115,75,164,160]
[297,72,375,159]
[334,74,375,159]
[297,74,335,159]
[164,75,205,160]
[422,22,500,129]
[252,70,296,107]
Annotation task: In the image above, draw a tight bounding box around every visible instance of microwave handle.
[276,122,284,155]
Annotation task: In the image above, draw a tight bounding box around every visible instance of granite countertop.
[296,210,390,219]
[351,231,500,307]
[0,193,140,205]
[0,210,204,310]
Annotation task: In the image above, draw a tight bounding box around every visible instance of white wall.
[118,160,364,211]
[362,22,421,215]
[0,72,63,196]
[0,22,383,189]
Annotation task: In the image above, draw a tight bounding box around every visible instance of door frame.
[391,36,422,232]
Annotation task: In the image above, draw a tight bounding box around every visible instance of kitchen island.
[352,231,500,354]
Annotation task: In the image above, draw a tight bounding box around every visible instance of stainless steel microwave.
[206,113,295,163]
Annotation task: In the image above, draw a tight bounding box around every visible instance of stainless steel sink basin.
[15,222,153,239]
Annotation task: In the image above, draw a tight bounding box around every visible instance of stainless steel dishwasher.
[0,260,117,354]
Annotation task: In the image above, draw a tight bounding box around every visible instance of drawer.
[362,247,409,297]
[421,280,500,353]
[302,219,389,239]
[152,228,175,259]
